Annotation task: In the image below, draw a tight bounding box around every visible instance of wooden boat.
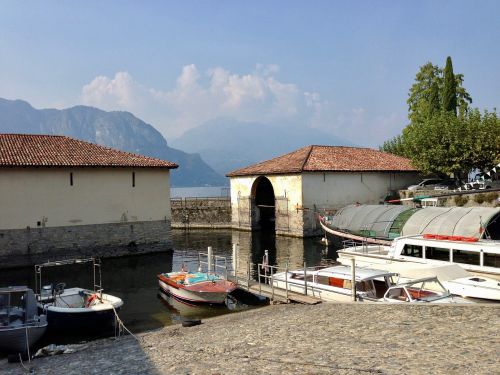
[157,271,237,305]
[272,265,468,303]
[0,286,48,354]
[35,258,123,332]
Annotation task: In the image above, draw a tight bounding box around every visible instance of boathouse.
[226,145,420,237]
[0,134,178,267]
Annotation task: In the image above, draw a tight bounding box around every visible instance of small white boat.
[272,265,467,303]
[35,258,123,332]
[338,257,500,302]
[383,277,469,304]
[0,286,48,354]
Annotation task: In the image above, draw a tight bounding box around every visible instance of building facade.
[0,134,178,267]
[227,145,420,237]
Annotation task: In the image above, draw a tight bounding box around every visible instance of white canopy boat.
[35,258,123,332]
[272,264,466,303]
[0,286,47,354]
[337,234,500,279]
[338,256,500,302]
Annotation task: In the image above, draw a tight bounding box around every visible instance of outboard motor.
[41,285,53,299]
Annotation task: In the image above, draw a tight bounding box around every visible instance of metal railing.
[257,262,289,302]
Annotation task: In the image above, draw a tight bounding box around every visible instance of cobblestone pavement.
[1,303,499,375]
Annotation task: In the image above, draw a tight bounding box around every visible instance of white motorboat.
[337,234,500,279]
[35,258,123,332]
[272,264,467,304]
[0,286,48,354]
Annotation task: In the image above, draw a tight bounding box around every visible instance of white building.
[227,145,420,237]
[0,134,178,267]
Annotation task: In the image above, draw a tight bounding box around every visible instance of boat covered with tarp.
[319,205,500,245]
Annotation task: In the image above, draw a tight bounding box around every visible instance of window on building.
[132,172,135,187]
[70,172,73,186]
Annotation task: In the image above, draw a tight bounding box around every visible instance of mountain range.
[0,98,355,186]
[171,118,354,175]
[0,98,226,186]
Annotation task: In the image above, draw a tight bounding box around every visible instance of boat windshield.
[404,279,447,301]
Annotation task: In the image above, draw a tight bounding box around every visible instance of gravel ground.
[1,303,499,375]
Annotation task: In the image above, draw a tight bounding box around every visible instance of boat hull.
[158,278,233,305]
[319,219,392,246]
[38,288,123,332]
[0,323,47,353]
[42,307,120,332]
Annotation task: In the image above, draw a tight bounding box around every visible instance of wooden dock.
[228,276,321,305]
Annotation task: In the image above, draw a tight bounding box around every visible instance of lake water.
[0,228,336,348]
[171,186,230,198]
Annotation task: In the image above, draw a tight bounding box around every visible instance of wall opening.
[252,176,275,231]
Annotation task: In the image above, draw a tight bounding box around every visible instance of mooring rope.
[110,304,140,342]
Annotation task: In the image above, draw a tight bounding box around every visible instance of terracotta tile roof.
[226,145,417,177]
[0,134,178,169]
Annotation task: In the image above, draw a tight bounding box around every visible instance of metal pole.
[247,253,251,290]
[285,262,289,301]
[351,258,356,302]
[232,243,238,277]
[304,262,307,296]
[207,246,213,273]
[271,266,274,301]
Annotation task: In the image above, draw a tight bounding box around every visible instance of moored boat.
[272,264,467,303]
[35,258,123,332]
[157,271,237,305]
[0,286,48,354]
[338,234,500,279]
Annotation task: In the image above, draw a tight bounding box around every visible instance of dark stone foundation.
[0,220,173,269]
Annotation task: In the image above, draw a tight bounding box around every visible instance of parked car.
[407,178,444,191]
[434,179,464,191]
[462,179,500,190]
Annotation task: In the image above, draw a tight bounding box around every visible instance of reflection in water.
[0,229,334,343]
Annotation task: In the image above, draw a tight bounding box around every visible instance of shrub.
[454,195,469,207]
[484,192,499,204]
[474,193,485,204]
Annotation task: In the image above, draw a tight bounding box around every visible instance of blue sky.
[1,1,499,146]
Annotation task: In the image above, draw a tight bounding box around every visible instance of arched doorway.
[252,176,275,231]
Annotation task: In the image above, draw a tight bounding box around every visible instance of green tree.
[442,56,457,114]
[382,57,497,177]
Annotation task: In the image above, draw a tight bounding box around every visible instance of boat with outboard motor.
[0,286,48,354]
[271,264,467,303]
[35,258,123,331]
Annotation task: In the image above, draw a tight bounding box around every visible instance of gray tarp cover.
[329,204,412,238]
[329,205,500,239]
[400,206,500,238]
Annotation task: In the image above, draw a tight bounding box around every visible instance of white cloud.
[80,64,406,146]
[80,64,323,138]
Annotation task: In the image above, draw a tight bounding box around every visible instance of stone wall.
[399,189,500,208]
[171,198,232,229]
[0,220,173,269]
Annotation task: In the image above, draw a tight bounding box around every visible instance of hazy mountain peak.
[171,118,355,175]
[0,98,226,186]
